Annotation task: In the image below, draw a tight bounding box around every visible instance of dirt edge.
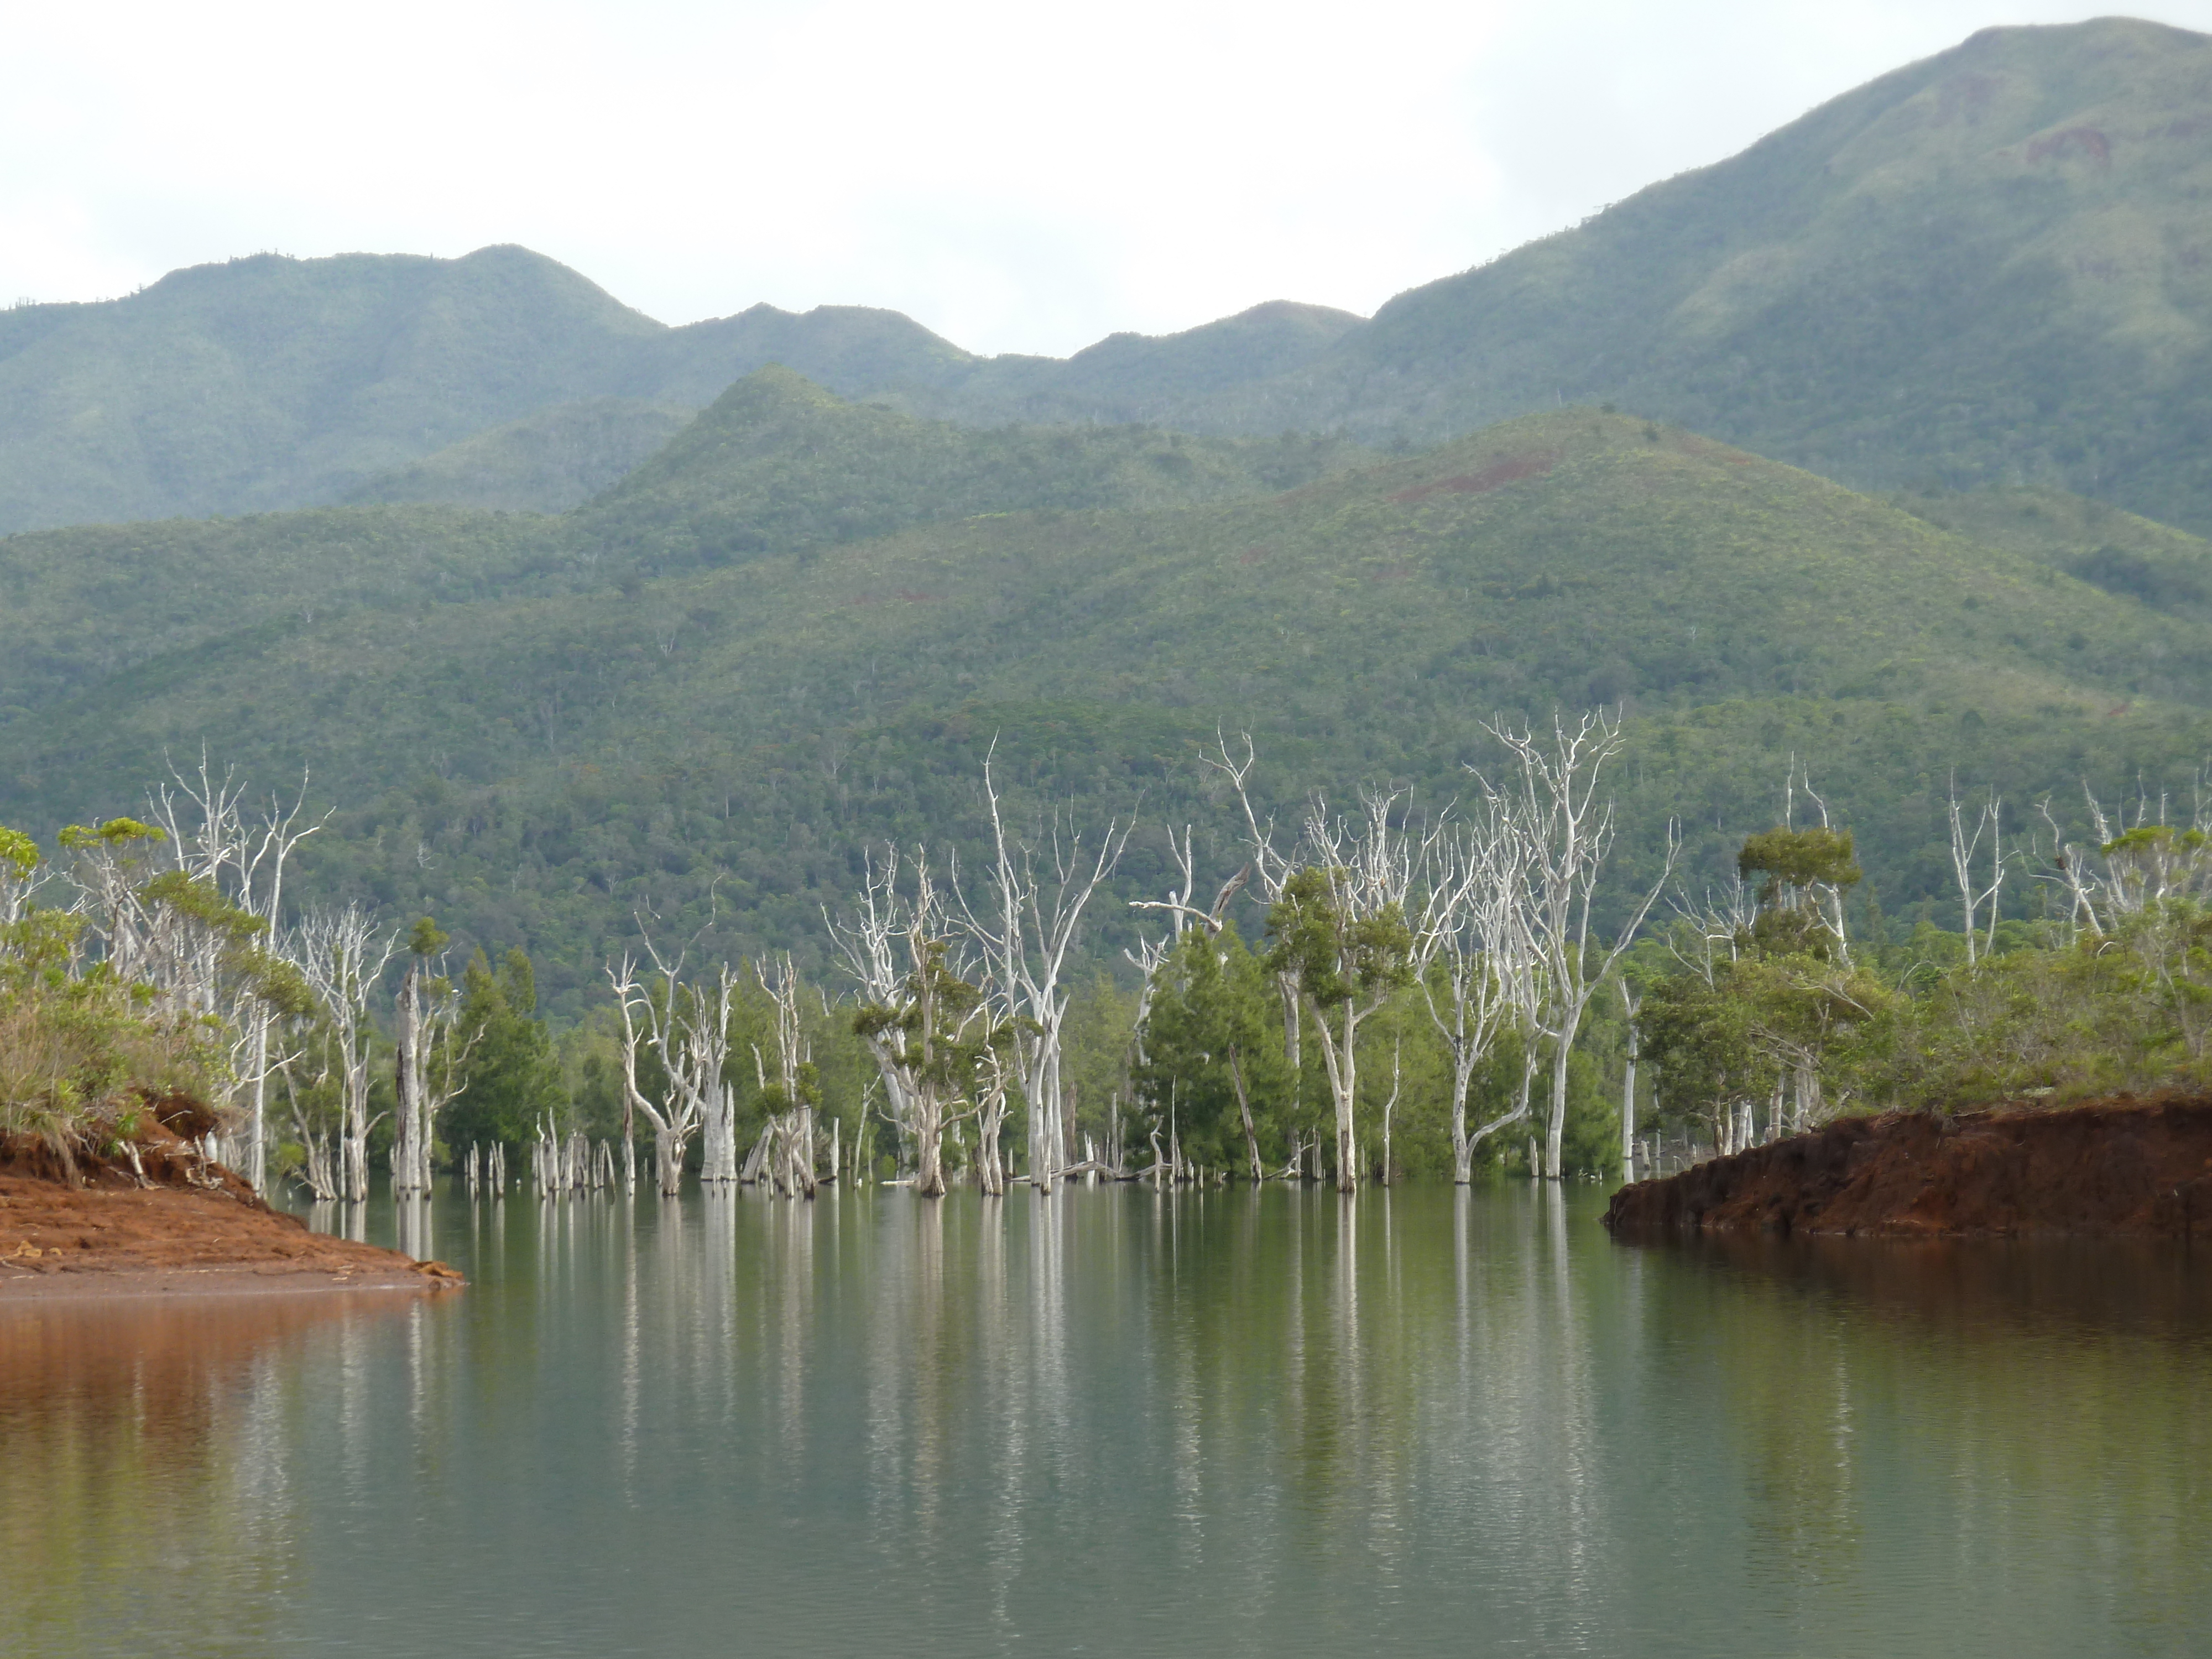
[1603,1095,2212,1239]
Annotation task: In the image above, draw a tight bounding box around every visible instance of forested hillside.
[1124,17,2212,526]
[7,386,2211,1015]
[568,367,1369,568]
[347,399,695,514]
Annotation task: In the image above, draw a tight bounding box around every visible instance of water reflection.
[0,1292,421,1658]
[8,1187,2209,1658]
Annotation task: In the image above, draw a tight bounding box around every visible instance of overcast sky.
[6,1,2209,357]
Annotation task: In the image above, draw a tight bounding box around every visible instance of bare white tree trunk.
[753,954,816,1197]
[1948,778,2006,968]
[966,755,1130,1198]
[294,907,394,1205]
[607,949,724,1197]
[1485,711,1676,1180]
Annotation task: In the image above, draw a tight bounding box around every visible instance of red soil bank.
[1603,1098,2212,1238]
[0,1114,461,1297]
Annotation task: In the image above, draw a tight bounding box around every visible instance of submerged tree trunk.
[1544,1029,1572,1182]
[1228,1048,1262,1183]
[393,963,426,1195]
[1449,1043,1481,1183]
[912,1083,946,1197]
[1310,999,1361,1196]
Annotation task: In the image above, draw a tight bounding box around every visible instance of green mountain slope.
[0,247,665,530]
[0,375,1364,718]
[7,403,2210,1010]
[347,399,694,514]
[570,367,1371,568]
[1896,483,2212,622]
[1156,18,2212,526]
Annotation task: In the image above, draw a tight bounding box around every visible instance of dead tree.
[963,755,1131,1196]
[294,907,395,1203]
[149,758,325,1192]
[1485,711,1676,1181]
[1947,776,2006,967]
[1207,737,1312,1145]
[1618,981,1641,1182]
[830,847,984,1198]
[1420,805,1533,1183]
[751,953,818,1197]
[1267,790,1447,1193]
[392,920,474,1196]
[607,945,732,1196]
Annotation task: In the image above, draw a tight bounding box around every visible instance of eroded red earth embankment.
[1604,1098,2212,1238]
[0,1112,461,1298]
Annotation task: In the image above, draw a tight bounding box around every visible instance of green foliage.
[1135,926,1292,1169]
[1738,826,1861,899]
[348,399,695,514]
[1265,868,1414,1012]
[0,826,38,880]
[445,950,567,1150]
[407,915,451,959]
[0,824,223,1147]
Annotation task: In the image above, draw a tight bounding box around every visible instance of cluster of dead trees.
[602,944,865,1197]
[807,756,1131,1198]
[1115,713,1674,1191]
[810,711,1676,1197]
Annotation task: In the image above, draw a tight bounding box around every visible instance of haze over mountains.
[3,17,2208,534]
[6,17,2212,998]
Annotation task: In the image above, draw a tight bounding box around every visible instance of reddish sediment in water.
[0,1113,461,1298]
[1603,1098,2212,1239]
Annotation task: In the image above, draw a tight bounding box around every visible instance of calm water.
[3,1183,2209,1658]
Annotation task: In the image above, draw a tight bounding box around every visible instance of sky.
[5,1,2211,357]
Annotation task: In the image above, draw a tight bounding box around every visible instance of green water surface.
[3,1183,2206,1657]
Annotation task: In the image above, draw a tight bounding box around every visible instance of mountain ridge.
[16,19,2212,530]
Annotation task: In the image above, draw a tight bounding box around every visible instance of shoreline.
[0,1131,465,1301]
[0,1262,453,1302]
[1604,1096,2212,1239]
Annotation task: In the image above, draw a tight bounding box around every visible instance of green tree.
[445,948,568,1154]
[1266,863,1416,1192]
[1137,924,1289,1180]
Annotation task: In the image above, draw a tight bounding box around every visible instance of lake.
[3,1182,2207,1657]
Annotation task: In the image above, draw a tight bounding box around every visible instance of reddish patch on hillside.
[2027,126,2111,169]
[1238,546,1270,565]
[1604,1098,2212,1239]
[1389,450,1558,504]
